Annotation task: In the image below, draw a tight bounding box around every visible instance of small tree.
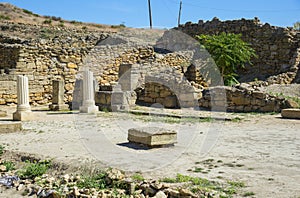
[196,32,257,86]
[294,21,300,30]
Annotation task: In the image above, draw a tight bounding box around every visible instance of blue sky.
[2,0,300,28]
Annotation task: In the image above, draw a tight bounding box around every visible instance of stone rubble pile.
[0,164,226,198]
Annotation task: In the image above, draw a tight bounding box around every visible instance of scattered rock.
[155,190,167,198]
[0,165,6,172]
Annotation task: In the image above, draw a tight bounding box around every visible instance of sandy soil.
[0,106,299,198]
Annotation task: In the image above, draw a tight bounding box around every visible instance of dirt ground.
[0,105,299,198]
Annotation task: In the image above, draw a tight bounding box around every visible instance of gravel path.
[0,106,299,197]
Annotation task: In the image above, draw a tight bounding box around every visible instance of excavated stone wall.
[176,17,300,84]
[0,18,300,112]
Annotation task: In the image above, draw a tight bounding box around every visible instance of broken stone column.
[13,75,33,121]
[79,69,98,113]
[49,80,69,111]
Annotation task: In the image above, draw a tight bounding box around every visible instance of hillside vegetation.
[0,2,123,38]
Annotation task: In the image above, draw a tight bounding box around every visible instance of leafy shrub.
[70,20,82,25]
[43,19,52,25]
[17,160,51,179]
[131,173,144,182]
[23,9,33,15]
[2,161,15,171]
[51,16,62,21]
[58,21,65,27]
[0,15,11,20]
[196,33,257,86]
[77,171,107,189]
[111,24,126,28]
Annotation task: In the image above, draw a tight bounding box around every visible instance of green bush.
[23,9,33,15]
[77,172,107,189]
[17,160,51,179]
[131,173,144,182]
[43,19,52,25]
[2,161,15,171]
[111,24,126,28]
[196,33,257,86]
[0,15,11,20]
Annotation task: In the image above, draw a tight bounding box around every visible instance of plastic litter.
[0,175,19,187]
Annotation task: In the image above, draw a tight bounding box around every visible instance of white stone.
[79,69,98,113]
[13,75,34,121]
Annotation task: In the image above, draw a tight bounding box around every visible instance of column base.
[79,105,98,114]
[111,105,129,112]
[13,111,34,121]
[49,104,69,111]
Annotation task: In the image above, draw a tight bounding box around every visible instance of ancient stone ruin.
[0,17,299,113]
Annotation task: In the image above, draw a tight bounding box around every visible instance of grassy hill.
[0,3,123,34]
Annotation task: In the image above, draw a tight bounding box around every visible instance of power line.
[166,0,300,13]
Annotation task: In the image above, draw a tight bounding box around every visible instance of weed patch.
[17,160,51,179]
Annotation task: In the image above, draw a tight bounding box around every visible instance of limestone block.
[252,91,265,99]
[67,62,77,69]
[13,111,34,121]
[0,110,7,117]
[128,127,177,146]
[281,109,300,119]
[0,99,6,105]
[0,122,22,133]
[49,104,69,111]
[260,101,277,112]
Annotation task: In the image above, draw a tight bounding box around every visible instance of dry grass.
[0,2,120,33]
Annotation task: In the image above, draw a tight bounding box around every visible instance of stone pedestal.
[79,69,98,113]
[49,80,69,111]
[13,75,34,121]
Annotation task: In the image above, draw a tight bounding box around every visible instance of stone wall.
[176,17,300,84]
[0,22,108,105]
[0,44,20,71]
[0,23,190,106]
[198,83,292,112]
[1,18,300,109]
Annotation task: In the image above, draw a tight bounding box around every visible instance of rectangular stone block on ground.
[281,108,300,119]
[0,122,22,133]
[128,127,177,147]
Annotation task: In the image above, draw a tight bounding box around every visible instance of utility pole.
[148,0,153,29]
[178,0,182,27]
